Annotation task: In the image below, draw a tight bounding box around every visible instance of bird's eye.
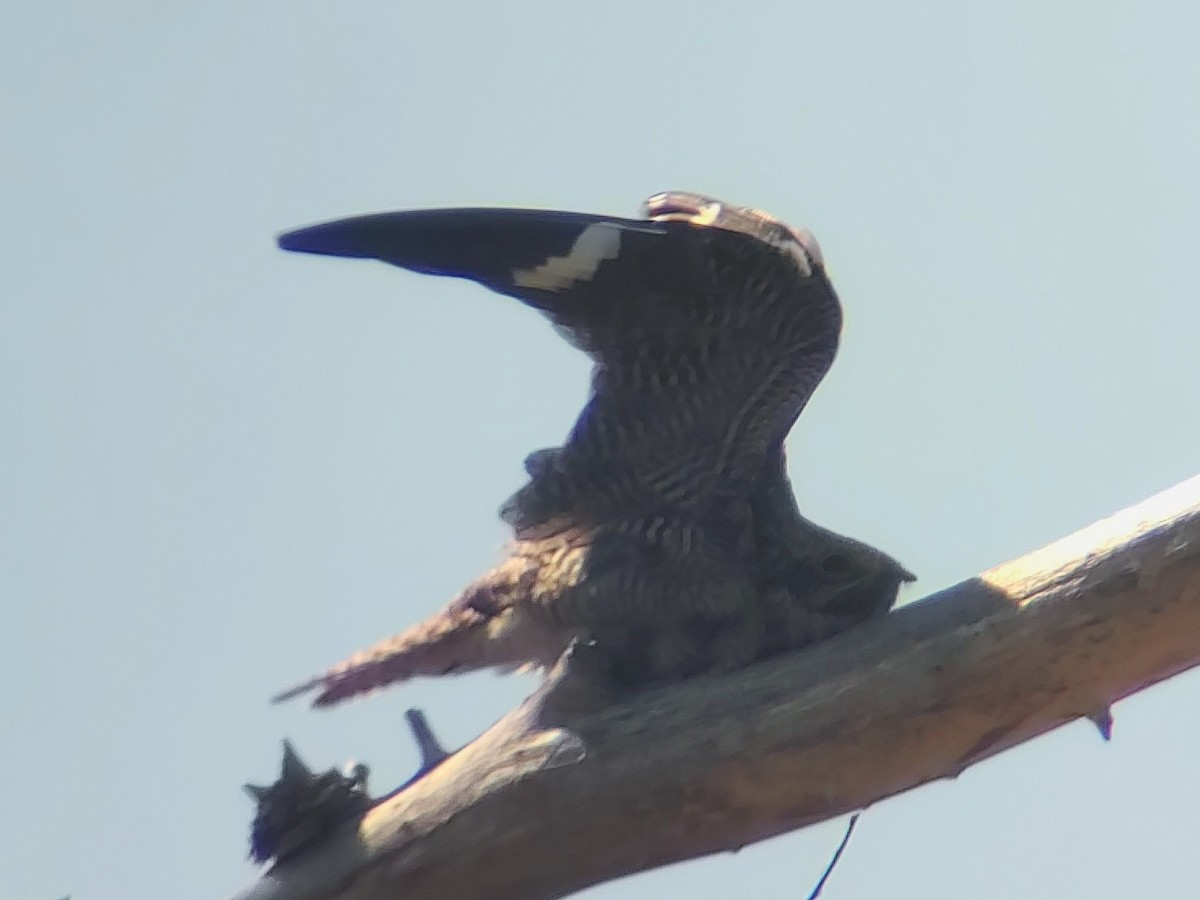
[821,553,854,577]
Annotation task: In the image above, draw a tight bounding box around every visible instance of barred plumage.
[272,192,913,707]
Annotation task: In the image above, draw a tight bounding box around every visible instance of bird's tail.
[271,560,566,708]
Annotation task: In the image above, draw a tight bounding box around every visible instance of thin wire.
[805,813,861,900]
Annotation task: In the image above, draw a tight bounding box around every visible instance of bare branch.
[230,474,1200,900]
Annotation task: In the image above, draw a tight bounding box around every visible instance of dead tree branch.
[230,474,1200,900]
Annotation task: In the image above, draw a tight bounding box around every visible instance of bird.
[271,191,913,707]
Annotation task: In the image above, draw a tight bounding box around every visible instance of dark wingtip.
[276,220,374,258]
[275,227,310,253]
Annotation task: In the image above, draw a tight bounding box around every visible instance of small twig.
[805,813,860,900]
[404,709,451,770]
[1087,705,1115,741]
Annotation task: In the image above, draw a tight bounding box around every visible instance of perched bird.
[272,192,912,707]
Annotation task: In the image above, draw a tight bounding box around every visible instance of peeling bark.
[230,474,1200,900]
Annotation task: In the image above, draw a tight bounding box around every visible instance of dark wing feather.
[278,201,841,537]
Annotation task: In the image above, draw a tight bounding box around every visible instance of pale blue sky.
[3,3,1199,898]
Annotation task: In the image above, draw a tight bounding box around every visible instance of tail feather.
[272,606,496,708]
[272,594,571,708]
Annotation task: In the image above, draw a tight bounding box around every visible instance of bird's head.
[767,519,915,651]
[811,531,916,620]
[641,190,825,278]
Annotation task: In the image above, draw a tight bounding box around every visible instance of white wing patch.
[511,222,622,292]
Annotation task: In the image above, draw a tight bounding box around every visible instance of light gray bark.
[230,474,1200,900]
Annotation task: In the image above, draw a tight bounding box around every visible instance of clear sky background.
[3,3,1199,898]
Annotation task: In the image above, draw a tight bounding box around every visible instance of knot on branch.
[244,741,371,865]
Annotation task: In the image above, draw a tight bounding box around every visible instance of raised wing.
[278,192,842,538]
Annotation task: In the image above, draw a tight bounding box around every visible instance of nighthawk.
[272,191,913,707]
